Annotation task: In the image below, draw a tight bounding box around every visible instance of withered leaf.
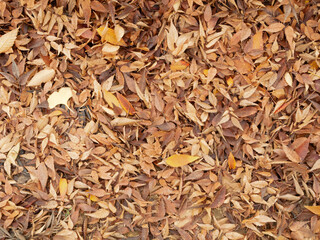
[116,92,135,115]
[210,186,226,208]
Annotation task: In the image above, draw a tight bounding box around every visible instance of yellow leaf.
[305,206,320,216]
[228,152,236,169]
[27,68,55,87]
[89,194,99,202]
[165,154,199,167]
[97,26,126,46]
[203,69,209,76]
[0,28,18,53]
[59,178,68,201]
[103,91,121,108]
[47,87,74,109]
[170,60,189,71]
[226,77,233,87]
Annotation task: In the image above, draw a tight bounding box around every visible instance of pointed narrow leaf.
[165,154,199,167]
[228,152,236,169]
[116,92,135,115]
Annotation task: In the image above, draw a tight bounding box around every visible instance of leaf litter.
[0,0,320,239]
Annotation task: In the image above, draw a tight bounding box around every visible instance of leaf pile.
[1,0,320,239]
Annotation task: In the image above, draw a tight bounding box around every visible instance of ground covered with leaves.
[1,0,320,239]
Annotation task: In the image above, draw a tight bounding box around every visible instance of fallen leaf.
[165,154,199,167]
[263,23,285,33]
[4,143,20,177]
[0,28,18,53]
[103,91,121,108]
[27,68,55,87]
[86,209,110,218]
[228,152,236,169]
[210,186,226,208]
[170,60,189,71]
[305,206,320,216]
[97,26,126,46]
[47,87,74,109]
[282,144,301,163]
[116,92,135,115]
[59,178,68,201]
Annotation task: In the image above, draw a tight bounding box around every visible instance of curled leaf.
[97,26,126,46]
[116,92,135,115]
[165,154,199,167]
[27,68,55,87]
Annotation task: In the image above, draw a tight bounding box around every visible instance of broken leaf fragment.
[47,87,74,109]
[165,154,200,167]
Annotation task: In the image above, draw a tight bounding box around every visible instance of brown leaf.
[210,186,226,208]
[264,23,285,33]
[228,152,236,170]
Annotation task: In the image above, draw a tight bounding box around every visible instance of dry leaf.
[170,60,189,71]
[4,143,20,177]
[282,144,301,163]
[97,26,126,46]
[48,87,74,109]
[264,23,285,33]
[27,68,55,87]
[59,178,68,201]
[305,206,320,216]
[103,91,121,108]
[228,152,236,169]
[165,154,199,167]
[116,92,135,115]
[0,28,18,53]
[86,209,110,218]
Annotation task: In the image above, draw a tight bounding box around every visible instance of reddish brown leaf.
[210,186,226,208]
[116,92,135,115]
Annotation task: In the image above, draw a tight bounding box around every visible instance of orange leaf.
[59,178,68,201]
[97,26,126,46]
[170,60,189,71]
[116,92,135,115]
[228,152,236,169]
[305,206,320,216]
[165,154,199,167]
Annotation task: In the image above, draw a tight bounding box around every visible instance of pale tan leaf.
[47,87,74,109]
[282,144,301,163]
[4,142,20,177]
[27,68,55,87]
[86,209,110,218]
[0,28,18,53]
